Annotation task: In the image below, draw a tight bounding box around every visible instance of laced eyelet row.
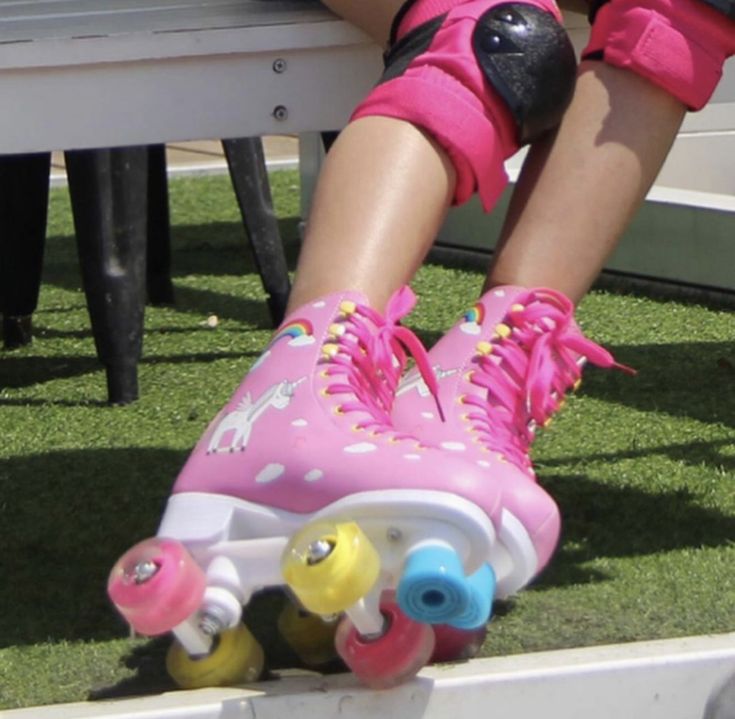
[454,290,631,469]
[316,287,445,442]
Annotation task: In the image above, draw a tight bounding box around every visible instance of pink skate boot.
[108,287,504,689]
[393,286,633,600]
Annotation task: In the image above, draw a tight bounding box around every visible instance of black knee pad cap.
[473,3,577,144]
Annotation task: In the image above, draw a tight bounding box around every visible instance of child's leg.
[486,60,686,303]
[288,0,457,313]
[292,0,576,312]
[288,116,456,313]
[488,0,735,303]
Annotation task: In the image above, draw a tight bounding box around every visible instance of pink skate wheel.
[335,594,435,689]
[430,624,487,664]
[107,537,206,636]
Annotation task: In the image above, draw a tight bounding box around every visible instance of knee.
[470,2,578,144]
[352,0,577,210]
[384,0,578,144]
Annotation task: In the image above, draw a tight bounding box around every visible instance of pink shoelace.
[463,288,635,470]
[323,286,444,435]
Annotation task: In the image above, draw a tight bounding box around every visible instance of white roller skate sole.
[497,509,539,598]
[158,490,538,604]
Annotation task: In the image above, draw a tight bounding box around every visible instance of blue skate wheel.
[448,563,495,630]
[397,545,471,624]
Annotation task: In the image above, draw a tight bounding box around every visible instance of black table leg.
[0,152,51,349]
[65,146,148,404]
[222,137,290,327]
[146,144,175,306]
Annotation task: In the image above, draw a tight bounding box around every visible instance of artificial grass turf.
[1,171,734,710]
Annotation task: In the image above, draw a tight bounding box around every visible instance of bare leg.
[486,62,687,304]
[288,0,458,314]
[289,117,456,313]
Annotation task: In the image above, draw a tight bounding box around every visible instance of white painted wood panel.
[4,633,734,719]
[0,0,382,152]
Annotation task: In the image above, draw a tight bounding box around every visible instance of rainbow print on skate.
[460,302,485,335]
[271,318,315,347]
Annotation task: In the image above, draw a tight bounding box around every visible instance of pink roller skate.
[393,286,633,601]
[108,287,503,689]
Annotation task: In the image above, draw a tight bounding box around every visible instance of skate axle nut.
[199,611,227,637]
[306,538,335,565]
[357,612,390,643]
[132,560,160,584]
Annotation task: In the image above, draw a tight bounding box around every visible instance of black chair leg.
[146,144,175,305]
[65,147,148,404]
[222,137,290,327]
[0,152,52,349]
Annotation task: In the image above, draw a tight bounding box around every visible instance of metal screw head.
[132,560,159,584]
[386,527,402,542]
[306,538,334,565]
[272,105,288,121]
[272,58,287,73]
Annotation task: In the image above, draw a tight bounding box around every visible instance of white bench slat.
[0,1,330,42]
[0,0,372,72]
[0,0,382,153]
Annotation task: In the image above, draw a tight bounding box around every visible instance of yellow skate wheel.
[281,521,380,615]
[277,600,339,667]
[166,624,264,689]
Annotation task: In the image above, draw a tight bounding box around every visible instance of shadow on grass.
[43,217,299,283]
[539,464,735,588]
[582,340,735,428]
[89,637,176,700]
[33,222,298,334]
[167,284,275,328]
[0,354,101,389]
[31,322,269,342]
[88,590,345,702]
[0,448,185,651]
[1,349,260,394]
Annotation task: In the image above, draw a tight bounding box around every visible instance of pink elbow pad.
[351,0,577,211]
[583,0,735,110]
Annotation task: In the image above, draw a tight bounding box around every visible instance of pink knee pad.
[583,0,735,110]
[351,0,576,211]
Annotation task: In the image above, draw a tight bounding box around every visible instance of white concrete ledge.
[6,633,735,719]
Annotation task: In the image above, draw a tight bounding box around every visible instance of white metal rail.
[4,633,734,719]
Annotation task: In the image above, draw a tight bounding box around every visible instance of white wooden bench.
[5,632,735,719]
[0,0,381,154]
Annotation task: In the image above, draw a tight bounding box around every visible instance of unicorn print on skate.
[206,378,304,454]
[396,365,458,399]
